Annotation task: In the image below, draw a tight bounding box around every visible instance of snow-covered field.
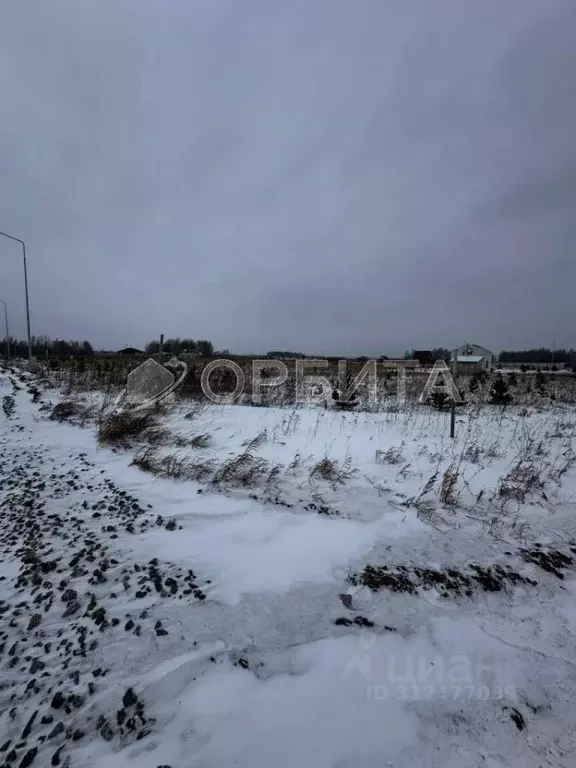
[2,366,576,767]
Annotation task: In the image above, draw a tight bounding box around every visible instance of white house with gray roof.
[452,343,494,373]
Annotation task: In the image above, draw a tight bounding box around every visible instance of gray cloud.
[0,0,574,355]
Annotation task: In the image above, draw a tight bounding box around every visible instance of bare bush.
[311,457,337,481]
[50,399,95,426]
[98,409,159,446]
[50,400,82,422]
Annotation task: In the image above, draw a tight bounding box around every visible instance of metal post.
[450,347,457,438]
[0,231,33,368]
[22,241,32,363]
[0,300,9,358]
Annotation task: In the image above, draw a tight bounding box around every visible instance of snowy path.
[2,371,576,767]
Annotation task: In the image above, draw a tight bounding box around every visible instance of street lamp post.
[0,300,9,358]
[0,230,32,366]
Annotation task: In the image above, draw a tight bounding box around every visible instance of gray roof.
[456,343,492,355]
[457,355,484,363]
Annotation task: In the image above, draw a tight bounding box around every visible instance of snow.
[160,635,422,768]
[2,367,576,767]
[135,511,385,603]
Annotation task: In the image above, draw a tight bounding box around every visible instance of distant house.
[452,343,494,374]
[117,347,144,356]
[412,350,435,367]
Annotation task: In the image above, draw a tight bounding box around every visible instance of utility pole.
[0,300,9,358]
[0,230,33,368]
[159,333,164,358]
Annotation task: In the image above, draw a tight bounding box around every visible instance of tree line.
[404,348,576,365]
[1,338,574,365]
[498,348,575,364]
[144,339,214,356]
[0,336,215,359]
[0,336,94,359]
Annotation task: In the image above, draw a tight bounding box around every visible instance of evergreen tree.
[535,369,547,397]
[430,391,450,410]
[489,373,512,405]
[469,373,482,393]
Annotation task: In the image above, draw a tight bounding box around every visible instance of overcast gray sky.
[1,0,574,356]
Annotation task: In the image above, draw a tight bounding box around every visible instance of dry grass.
[241,430,268,450]
[462,444,482,464]
[309,455,358,489]
[375,443,405,465]
[161,453,216,481]
[213,452,270,487]
[266,463,283,487]
[439,464,459,507]
[212,431,275,487]
[286,451,304,476]
[131,441,278,488]
[142,425,172,445]
[183,402,209,421]
[130,446,159,473]
[131,447,216,481]
[190,433,212,448]
[497,460,543,504]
